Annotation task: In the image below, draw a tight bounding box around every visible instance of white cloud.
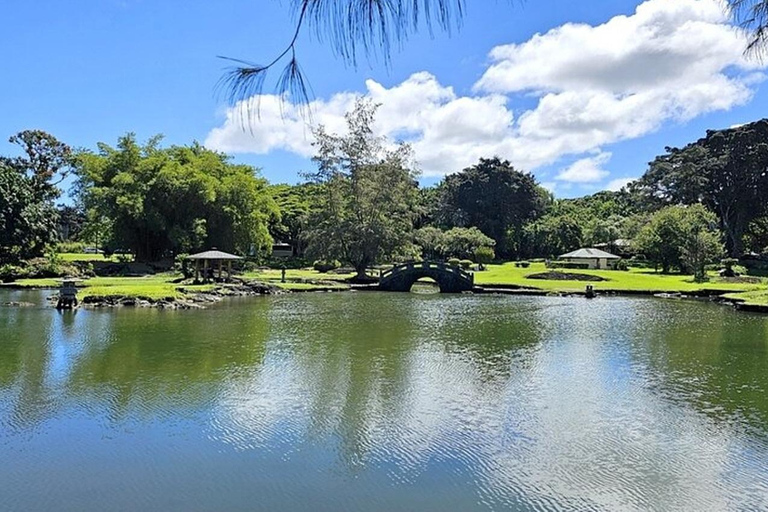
[605,177,637,191]
[206,0,761,184]
[556,152,612,183]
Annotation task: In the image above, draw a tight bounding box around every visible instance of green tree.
[437,157,549,258]
[523,215,583,258]
[268,183,323,256]
[682,229,723,282]
[631,120,768,256]
[635,205,722,274]
[414,226,447,261]
[76,135,277,261]
[305,99,419,278]
[0,165,58,263]
[443,227,495,260]
[0,130,71,263]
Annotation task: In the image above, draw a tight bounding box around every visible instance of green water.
[1,290,767,511]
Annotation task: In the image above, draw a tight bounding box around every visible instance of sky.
[1,0,765,198]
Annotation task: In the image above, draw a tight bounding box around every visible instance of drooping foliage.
[75,135,278,261]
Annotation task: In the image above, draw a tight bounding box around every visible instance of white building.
[559,248,621,270]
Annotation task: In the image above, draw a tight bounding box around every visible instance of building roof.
[559,248,621,259]
[187,249,242,260]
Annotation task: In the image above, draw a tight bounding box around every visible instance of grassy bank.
[475,262,765,294]
[3,263,764,303]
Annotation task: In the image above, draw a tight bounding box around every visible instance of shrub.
[313,259,341,273]
[447,258,461,267]
[0,264,26,282]
[459,259,473,270]
[473,246,495,265]
[615,259,629,271]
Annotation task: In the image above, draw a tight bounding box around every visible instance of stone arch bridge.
[378,261,475,293]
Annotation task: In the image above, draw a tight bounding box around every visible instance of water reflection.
[0,291,767,511]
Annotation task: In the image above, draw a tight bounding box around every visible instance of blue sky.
[1,0,765,197]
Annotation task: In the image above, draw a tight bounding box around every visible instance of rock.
[2,301,35,307]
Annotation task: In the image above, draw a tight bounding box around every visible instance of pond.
[1,290,767,511]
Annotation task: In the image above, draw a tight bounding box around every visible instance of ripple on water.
[1,292,768,511]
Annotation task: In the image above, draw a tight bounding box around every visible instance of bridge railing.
[379,261,474,283]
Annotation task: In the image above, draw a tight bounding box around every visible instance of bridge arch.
[379,261,475,293]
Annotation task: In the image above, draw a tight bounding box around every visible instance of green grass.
[57,253,127,262]
[722,290,768,306]
[244,268,356,282]
[475,262,766,293]
[4,275,213,300]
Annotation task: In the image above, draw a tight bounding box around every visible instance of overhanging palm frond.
[218,0,465,121]
[730,0,768,57]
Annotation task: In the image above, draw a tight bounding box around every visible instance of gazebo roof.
[559,248,621,259]
[187,249,242,261]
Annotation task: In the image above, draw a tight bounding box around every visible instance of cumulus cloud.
[556,153,612,183]
[206,0,761,185]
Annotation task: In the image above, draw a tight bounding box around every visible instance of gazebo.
[187,248,242,282]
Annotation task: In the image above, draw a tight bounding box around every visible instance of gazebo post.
[194,259,200,282]
[227,260,232,280]
[218,260,223,280]
[203,259,209,282]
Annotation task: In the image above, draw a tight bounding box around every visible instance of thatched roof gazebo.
[187,248,242,282]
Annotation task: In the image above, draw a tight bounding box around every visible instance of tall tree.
[76,135,277,261]
[631,120,768,256]
[437,157,549,258]
[305,99,420,278]
[0,130,71,263]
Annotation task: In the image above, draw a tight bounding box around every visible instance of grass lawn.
[244,268,355,283]
[722,289,768,306]
[475,262,766,293]
[6,275,214,300]
[57,253,127,262]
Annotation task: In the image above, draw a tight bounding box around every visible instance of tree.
[0,164,58,263]
[0,130,71,263]
[635,205,722,274]
[304,99,420,278]
[268,183,323,256]
[522,215,583,259]
[631,120,768,256]
[437,157,549,258]
[1,130,73,198]
[682,229,723,282]
[76,135,277,261]
[443,227,495,260]
[414,226,447,260]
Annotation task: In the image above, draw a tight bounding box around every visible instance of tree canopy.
[0,130,71,264]
[304,99,420,277]
[631,119,768,256]
[75,135,278,261]
[436,157,549,258]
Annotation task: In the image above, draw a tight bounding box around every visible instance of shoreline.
[3,280,767,314]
